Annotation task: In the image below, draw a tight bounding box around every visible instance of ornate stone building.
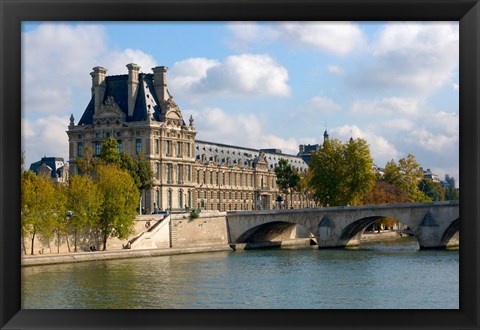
[67,64,310,213]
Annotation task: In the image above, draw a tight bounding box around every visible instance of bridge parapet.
[226,201,459,249]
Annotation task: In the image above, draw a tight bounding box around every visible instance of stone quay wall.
[21,212,230,256]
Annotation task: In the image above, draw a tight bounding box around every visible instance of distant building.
[420,167,441,183]
[67,64,311,213]
[29,157,69,183]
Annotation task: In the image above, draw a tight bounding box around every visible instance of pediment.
[93,96,126,125]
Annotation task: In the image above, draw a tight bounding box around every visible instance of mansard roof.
[78,73,161,125]
[29,157,67,178]
[195,140,308,172]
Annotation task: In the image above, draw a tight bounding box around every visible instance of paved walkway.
[21,245,233,266]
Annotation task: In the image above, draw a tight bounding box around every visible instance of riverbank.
[22,232,408,266]
[21,244,233,267]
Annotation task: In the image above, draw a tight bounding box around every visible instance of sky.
[21,21,459,187]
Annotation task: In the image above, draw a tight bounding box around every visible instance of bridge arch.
[441,218,459,248]
[236,221,315,243]
[337,216,417,247]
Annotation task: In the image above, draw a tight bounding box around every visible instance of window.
[186,165,191,182]
[222,172,226,185]
[177,165,182,183]
[106,132,110,138]
[77,134,83,139]
[94,141,101,156]
[136,139,142,153]
[166,164,172,183]
[155,139,159,154]
[178,191,183,209]
[155,162,160,180]
[117,140,123,154]
[166,141,172,156]
[210,171,213,184]
[185,143,190,157]
[155,190,160,210]
[117,132,122,137]
[77,142,83,157]
[187,191,191,209]
[167,190,172,210]
[176,142,182,157]
[197,170,200,184]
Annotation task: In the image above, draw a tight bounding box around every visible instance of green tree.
[100,137,121,165]
[21,171,59,255]
[383,154,429,202]
[343,138,376,205]
[445,185,459,201]
[309,138,375,206]
[99,138,154,206]
[51,183,68,253]
[274,158,300,208]
[66,175,102,252]
[76,146,96,176]
[94,164,140,250]
[418,179,445,201]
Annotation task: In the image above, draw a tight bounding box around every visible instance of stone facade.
[67,64,311,214]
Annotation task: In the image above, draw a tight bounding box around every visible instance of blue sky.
[22,21,459,186]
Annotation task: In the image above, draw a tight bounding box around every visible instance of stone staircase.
[128,215,171,249]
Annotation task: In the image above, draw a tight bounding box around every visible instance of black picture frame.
[1,0,478,329]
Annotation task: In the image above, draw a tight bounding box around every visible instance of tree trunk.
[30,232,35,255]
[57,230,60,253]
[103,231,108,251]
[66,234,71,252]
[22,236,27,256]
[74,229,78,252]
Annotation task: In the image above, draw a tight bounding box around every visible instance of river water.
[21,237,458,309]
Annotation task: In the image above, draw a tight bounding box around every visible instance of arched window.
[167,190,172,210]
[178,190,183,209]
[187,190,191,209]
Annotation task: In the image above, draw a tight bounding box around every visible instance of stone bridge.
[226,201,459,249]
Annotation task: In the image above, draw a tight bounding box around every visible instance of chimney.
[90,66,107,113]
[152,66,168,102]
[299,144,305,153]
[127,63,140,117]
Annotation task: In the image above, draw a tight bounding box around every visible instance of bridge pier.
[226,202,459,251]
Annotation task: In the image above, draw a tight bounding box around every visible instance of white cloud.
[278,22,366,55]
[169,54,290,101]
[22,24,107,115]
[303,96,342,116]
[226,22,278,49]
[327,65,345,75]
[349,22,459,94]
[452,83,459,91]
[185,107,299,155]
[227,22,366,56]
[22,116,70,168]
[350,97,421,116]
[22,23,160,167]
[331,125,400,166]
[102,49,157,75]
[381,118,416,131]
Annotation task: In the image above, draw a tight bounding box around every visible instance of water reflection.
[22,239,459,309]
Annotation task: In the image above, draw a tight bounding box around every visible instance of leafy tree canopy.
[94,164,140,250]
[309,138,375,206]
